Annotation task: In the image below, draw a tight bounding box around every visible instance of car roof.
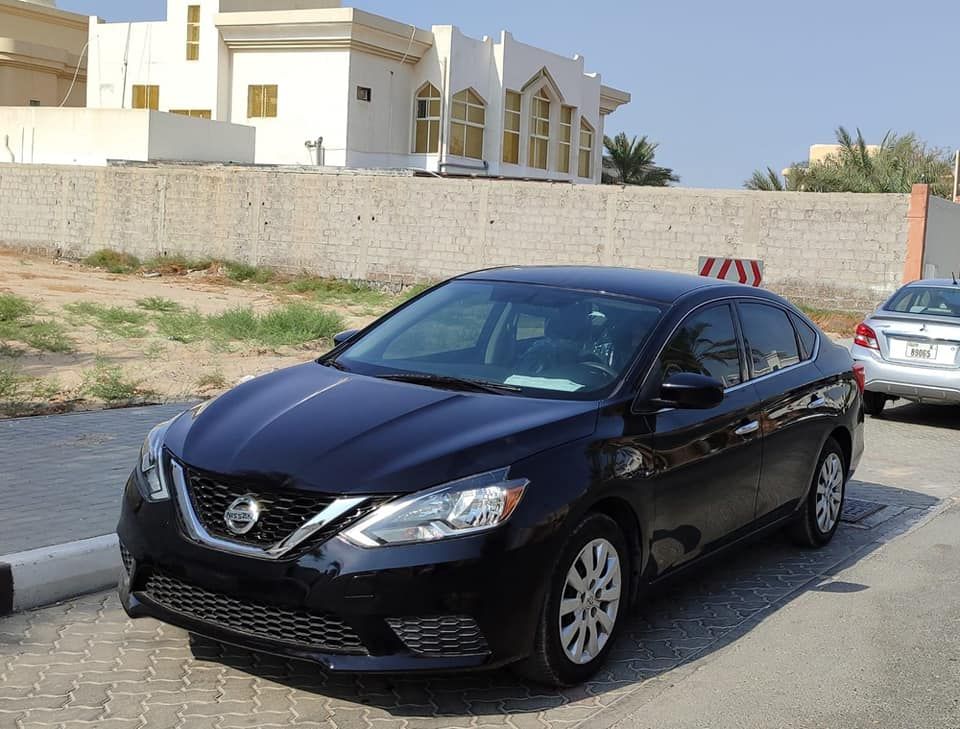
[458,266,738,303]
[903,279,960,289]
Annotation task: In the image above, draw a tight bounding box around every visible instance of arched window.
[578,118,594,178]
[414,83,441,154]
[502,91,521,164]
[528,89,550,169]
[558,106,574,174]
[450,89,485,159]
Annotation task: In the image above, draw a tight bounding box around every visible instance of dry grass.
[1,248,405,418]
[800,306,865,337]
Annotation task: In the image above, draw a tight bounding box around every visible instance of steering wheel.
[518,344,555,375]
[579,360,618,378]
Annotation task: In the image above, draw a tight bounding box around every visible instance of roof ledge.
[599,85,630,115]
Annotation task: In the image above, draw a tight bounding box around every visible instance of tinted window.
[885,286,960,318]
[739,303,801,377]
[790,313,818,360]
[337,280,664,400]
[660,305,743,388]
[382,287,495,359]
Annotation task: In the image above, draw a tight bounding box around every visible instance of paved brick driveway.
[2,399,958,728]
[0,481,938,729]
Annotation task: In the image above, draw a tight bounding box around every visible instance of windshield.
[330,280,664,400]
[884,286,960,318]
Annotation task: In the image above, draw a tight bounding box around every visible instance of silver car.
[852,279,960,415]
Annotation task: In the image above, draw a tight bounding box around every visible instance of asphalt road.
[0,404,190,555]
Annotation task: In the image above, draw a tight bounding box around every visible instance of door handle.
[734,421,760,436]
[808,397,827,409]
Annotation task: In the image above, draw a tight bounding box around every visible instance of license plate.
[906,342,937,360]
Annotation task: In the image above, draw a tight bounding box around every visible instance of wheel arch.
[828,425,852,476]
[585,496,644,605]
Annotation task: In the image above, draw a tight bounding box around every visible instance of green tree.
[744,166,792,191]
[746,127,954,198]
[602,132,679,186]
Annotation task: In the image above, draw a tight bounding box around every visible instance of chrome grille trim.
[170,459,367,560]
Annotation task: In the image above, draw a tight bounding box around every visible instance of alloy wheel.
[558,537,622,665]
[815,452,844,533]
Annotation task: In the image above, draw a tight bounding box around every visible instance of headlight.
[341,468,528,547]
[138,419,173,502]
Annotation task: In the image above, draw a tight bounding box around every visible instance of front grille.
[387,616,490,657]
[141,570,366,654]
[185,470,337,547]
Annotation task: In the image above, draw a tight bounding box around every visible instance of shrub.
[136,297,183,313]
[82,358,142,402]
[83,249,141,274]
[0,293,32,322]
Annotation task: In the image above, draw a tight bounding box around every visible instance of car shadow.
[193,482,937,719]
[878,401,960,430]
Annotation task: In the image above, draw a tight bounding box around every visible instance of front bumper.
[117,471,555,673]
[851,344,960,404]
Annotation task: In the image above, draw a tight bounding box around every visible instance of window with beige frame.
[170,109,212,119]
[247,85,278,118]
[502,90,521,164]
[132,85,160,110]
[413,83,441,154]
[186,5,200,61]
[558,106,574,174]
[450,89,485,159]
[578,118,595,178]
[528,89,550,170]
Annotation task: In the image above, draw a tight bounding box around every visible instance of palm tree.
[744,166,789,191]
[746,126,954,197]
[602,133,678,186]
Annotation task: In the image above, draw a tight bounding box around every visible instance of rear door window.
[738,303,802,377]
[789,313,818,360]
[659,304,744,388]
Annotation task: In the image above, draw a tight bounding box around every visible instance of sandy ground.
[0,249,382,416]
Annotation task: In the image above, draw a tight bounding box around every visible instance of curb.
[0,534,120,616]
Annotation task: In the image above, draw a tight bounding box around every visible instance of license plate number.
[906,342,937,360]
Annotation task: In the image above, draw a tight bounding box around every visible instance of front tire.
[862,391,886,417]
[513,513,628,686]
[790,438,846,548]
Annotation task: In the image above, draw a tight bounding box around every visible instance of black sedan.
[118,266,864,686]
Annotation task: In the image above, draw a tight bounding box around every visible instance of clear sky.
[57,0,960,189]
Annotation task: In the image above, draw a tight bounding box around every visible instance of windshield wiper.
[376,373,521,395]
[318,357,350,372]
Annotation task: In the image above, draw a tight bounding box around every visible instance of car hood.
[164,362,599,495]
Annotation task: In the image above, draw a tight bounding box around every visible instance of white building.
[85,0,630,182]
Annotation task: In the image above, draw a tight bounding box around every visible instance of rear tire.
[513,513,629,687]
[862,391,886,417]
[790,438,846,548]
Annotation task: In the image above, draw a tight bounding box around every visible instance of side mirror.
[333,329,360,346]
[656,372,724,409]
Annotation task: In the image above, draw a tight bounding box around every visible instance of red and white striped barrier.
[698,256,764,287]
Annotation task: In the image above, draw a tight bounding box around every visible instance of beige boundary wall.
[0,162,920,309]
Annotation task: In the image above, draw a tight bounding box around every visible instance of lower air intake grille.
[141,571,366,654]
[119,545,134,574]
[387,616,489,657]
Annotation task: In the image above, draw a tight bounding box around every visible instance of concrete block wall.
[921,194,960,280]
[0,163,914,310]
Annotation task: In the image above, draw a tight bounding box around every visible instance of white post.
[954,149,959,203]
